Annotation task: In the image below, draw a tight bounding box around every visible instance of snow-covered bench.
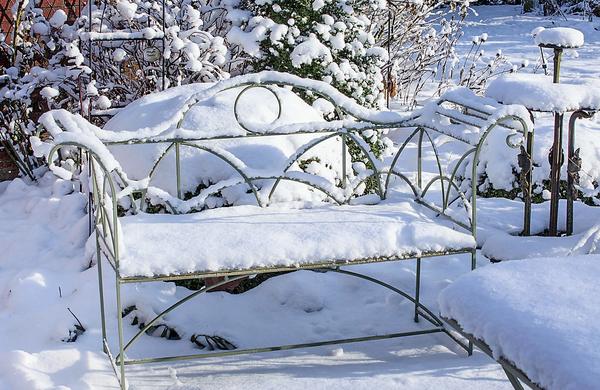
[439,255,600,390]
[36,71,531,389]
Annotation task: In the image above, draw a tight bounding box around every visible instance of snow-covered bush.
[560,0,600,17]
[1,0,234,176]
[370,0,468,107]
[225,0,391,172]
[82,0,231,110]
[436,33,529,95]
[0,3,89,178]
[228,0,388,108]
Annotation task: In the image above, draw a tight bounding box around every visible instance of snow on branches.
[229,0,388,109]
[83,0,231,110]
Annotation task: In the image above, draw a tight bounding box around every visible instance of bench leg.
[96,233,107,353]
[414,258,421,323]
[116,277,127,389]
[503,367,526,390]
[468,250,477,356]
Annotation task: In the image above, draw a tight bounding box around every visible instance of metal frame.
[442,317,544,390]
[45,74,530,389]
[566,109,596,235]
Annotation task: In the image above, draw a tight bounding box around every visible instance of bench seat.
[118,199,475,278]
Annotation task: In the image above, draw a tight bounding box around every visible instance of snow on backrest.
[35,72,531,236]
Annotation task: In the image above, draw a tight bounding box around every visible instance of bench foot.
[414,258,421,323]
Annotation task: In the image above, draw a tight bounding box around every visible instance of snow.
[95,95,112,110]
[486,73,600,112]
[116,0,138,20]
[38,71,529,158]
[439,255,600,390]
[40,86,59,100]
[291,34,334,67]
[81,29,164,41]
[112,48,127,62]
[103,81,325,139]
[6,5,600,389]
[478,197,600,260]
[118,197,474,277]
[534,27,585,48]
[49,10,67,28]
[226,23,270,57]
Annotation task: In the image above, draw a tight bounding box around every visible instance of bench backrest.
[39,71,531,269]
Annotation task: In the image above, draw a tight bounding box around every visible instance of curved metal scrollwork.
[44,74,531,241]
[233,85,282,134]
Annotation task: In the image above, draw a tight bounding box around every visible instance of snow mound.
[534,27,584,48]
[104,82,324,139]
[485,73,600,112]
[439,255,600,390]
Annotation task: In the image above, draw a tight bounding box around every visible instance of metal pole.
[414,258,421,323]
[161,0,166,90]
[341,135,347,189]
[523,129,534,236]
[566,110,593,235]
[548,48,563,236]
[386,9,392,109]
[175,142,182,199]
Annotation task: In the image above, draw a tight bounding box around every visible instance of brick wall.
[2,1,81,181]
[0,147,19,181]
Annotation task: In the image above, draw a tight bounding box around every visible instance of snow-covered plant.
[436,33,529,95]
[560,0,600,18]
[83,0,231,110]
[227,0,388,108]
[0,2,89,178]
[1,0,235,177]
[369,0,467,107]
[225,0,390,174]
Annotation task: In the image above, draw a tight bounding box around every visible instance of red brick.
[0,147,19,181]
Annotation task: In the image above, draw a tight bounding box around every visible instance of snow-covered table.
[487,72,599,236]
[36,71,531,389]
[440,255,600,390]
[486,74,600,113]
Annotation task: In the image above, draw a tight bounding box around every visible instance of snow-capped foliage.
[83,0,231,110]
[436,32,529,95]
[1,0,234,177]
[369,0,468,107]
[225,0,391,166]
[0,3,90,179]
[229,0,388,109]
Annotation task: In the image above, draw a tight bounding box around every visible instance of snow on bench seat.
[439,255,600,390]
[486,73,600,112]
[118,199,475,278]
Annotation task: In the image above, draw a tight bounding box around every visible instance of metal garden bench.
[37,71,531,389]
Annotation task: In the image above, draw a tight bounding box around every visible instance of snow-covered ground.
[2,5,600,389]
